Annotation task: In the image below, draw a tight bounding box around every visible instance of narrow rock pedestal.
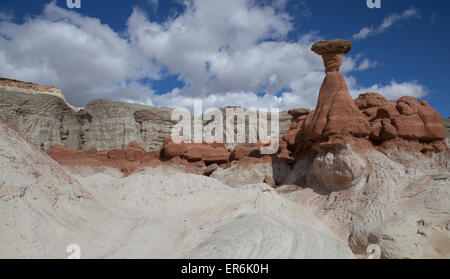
[302,39,371,149]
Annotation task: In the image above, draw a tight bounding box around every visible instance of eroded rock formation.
[313,147,366,190]
[357,94,447,151]
[80,99,176,151]
[0,90,82,150]
[0,78,66,101]
[0,84,292,152]
[289,40,447,154]
[296,40,371,153]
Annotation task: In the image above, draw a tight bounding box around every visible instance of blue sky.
[0,0,448,117]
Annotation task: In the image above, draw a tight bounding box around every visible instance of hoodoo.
[301,39,371,151]
[290,39,447,154]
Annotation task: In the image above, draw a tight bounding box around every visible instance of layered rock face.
[79,99,176,151]
[0,90,177,151]
[203,107,291,150]
[0,87,292,152]
[0,78,66,101]
[444,117,450,137]
[444,117,450,147]
[0,90,82,150]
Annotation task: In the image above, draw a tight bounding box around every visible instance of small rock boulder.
[313,146,366,190]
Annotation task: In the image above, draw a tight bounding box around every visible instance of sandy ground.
[0,121,354,259]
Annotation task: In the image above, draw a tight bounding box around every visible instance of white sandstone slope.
[188,214,352,259]
[0,121,354,259]
[0,120,132,258]
[278,146,450,259]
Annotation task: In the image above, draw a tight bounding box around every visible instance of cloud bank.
[0,0,427,111]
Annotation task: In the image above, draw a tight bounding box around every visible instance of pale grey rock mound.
[313,146,366,190]
[444,117,450,147]
[0,90,82,150]
[0,89,292,151]
[80,99,175,151]
[0,89,179,151]
[202,107,292,150]
[444,117,450,135]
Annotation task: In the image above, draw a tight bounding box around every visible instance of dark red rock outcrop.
[354,93,447,151]
[163,136,230,164]
[46,135,294,177]
[46,142,164,176]
[106,141,147,161]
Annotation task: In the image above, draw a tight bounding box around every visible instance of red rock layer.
[163,136,231,164]
[46,142,174,176]
[46,137,294,176]
[287,93,447,155]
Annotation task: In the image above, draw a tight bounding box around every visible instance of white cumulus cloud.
[350,80,428,100]
[0,0,429,111]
